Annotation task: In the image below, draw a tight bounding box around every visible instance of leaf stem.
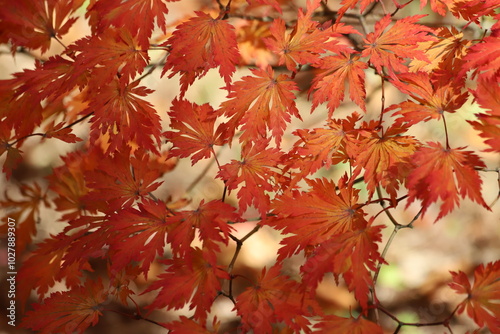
[442,114,450,149]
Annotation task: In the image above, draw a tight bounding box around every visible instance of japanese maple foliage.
[0,0,499,333]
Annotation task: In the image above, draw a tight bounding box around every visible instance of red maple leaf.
[264,0,355,72]
[300,223,384,309]
[310,52,368,115]
[69,27,149,85]
[85,79,162,153]
[15,232,93,311]
[218,66,300,146]
[144,248,230,322]
[106,199,174,277]
[162,12,239,96]
[362,15,434,80]
[165,199,240,256]
[0,183,50,253]
[165,98,226,165]
[0,0,84,53]
[314,314,384,333]
[218,140,282,216]
[235,264,321,333]
[83,147,163,213]
[449,261,500,332]
[406,142,490,221]
[165,316,220,334]
[21,279,107,334]
[86,0,173,48]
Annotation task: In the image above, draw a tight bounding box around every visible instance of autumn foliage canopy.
[0,0,500,333]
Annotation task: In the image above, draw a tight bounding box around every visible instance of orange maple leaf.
[362,15,434,81]
[449,261,500,332]
[460,17,500,81]
[310,52,368,115]
[337,0,377,20]
[406,142,490,221]
[218,66,300,146]
[288,112,362,177]
[21,279,107,334]
[353,123,419,200]
[389,72,468,126]
[218,139,282,216]
[269,176,367,260]
[162,12,240,96]
[468,79,500,152]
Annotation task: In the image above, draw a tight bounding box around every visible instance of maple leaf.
[235,264,321,333]
[144,248,230,322]
[21,279,107,334]
[83,147,163,213]
[264,0,355,72]
[162,12,239,96]
[85,79,162,153]
[86,0,173,48]
[166,316,220,334]
[165,98,226,165]
[314,314,384,333]
[409,27,470,75]
[0,121,23,179]
[0,0,84,53]
[300,223,384,309]
[406,142,490,221]
[43,121,82,143]
[218,139,282,216]
[218,66,300,146]
[449,261,500,332]
[269,176,368,260]
[460,19,500,81]
[310,52,368,115]
[468,79,500,152]
[0,183,50,253]
[362,15,434,81]
[15,232,93,311]
[69,27,149,85]
[287,112,362,177]
[106,199,174,277]
[165,199,240,256]
[388,72,468,126]
[337,0,377,20]
[353,123,419,200]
